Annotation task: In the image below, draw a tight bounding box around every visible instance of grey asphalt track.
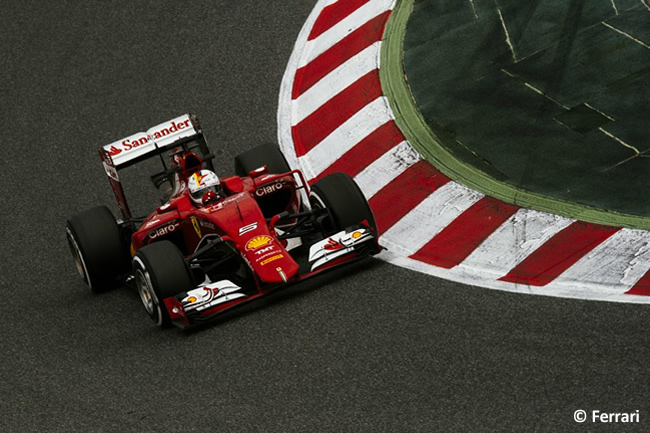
[1,1,648,432]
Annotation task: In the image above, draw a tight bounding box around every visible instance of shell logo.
[246,235,273,251]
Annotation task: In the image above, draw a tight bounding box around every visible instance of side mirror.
[157,201,177,213]
[249,165,268,179]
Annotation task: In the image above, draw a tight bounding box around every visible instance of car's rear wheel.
[66,206,130,293]
[234,143,291,176]
[133,241,195,328]
[310,173,377,235]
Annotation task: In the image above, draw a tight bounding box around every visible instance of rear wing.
[99,113,212,220]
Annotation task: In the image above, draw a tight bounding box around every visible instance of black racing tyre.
[133,241,195,328]
[310,173,377,234]
[234,143,291,176]
[66,206,130,293]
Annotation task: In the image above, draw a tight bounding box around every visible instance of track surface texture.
[1,1,648,432]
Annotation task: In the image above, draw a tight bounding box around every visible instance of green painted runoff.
[381,0,650,229]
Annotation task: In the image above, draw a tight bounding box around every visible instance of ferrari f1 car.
[66,114,381,328]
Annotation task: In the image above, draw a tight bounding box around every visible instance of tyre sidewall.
[133,255,167,327]
[66,206,129,293]
[310,173,377,234]
[133,241,195,328]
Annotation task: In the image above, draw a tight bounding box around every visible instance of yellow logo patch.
[260,254,284,266]
[246,235,273,250]
[191,217,202,238]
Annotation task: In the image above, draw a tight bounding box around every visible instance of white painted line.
[501,69,568,109]
[457,209,574,279]
[468,0,479,18]
[380,182,484,256]
[354,141,419,199]
[495,2,517,62]
[602,22,650,50]
[297,96,394,179]
[643,0,650,12]
[584,102,615,121]
[610,0,619,15]
[292,42,381,124]
[523,82,568,109]
[298,0,396,68]
[552,229,650,290]
[600,127,640,154]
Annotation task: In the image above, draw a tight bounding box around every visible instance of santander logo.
[108,133,150,157]
[122,135,150,151]
[150,119,191,140]
[103,115,194,161]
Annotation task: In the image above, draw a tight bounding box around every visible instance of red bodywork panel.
[131,173,301,287]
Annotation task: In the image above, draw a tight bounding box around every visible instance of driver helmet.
[188,170,221,205]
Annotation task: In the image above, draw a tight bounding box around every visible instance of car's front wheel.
[310,172,378,235]
[133,241,195,328]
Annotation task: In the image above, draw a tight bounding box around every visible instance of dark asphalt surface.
[1,1,649,432]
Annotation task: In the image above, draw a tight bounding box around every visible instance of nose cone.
[244,241,299,285]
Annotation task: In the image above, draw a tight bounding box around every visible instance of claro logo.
[256,182,283,197]
[148,222,180,239]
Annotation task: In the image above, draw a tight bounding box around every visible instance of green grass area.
[381,0,650,229]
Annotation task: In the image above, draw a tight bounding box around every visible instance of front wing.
[163,226,380,328]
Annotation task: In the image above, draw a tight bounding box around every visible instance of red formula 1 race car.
[66,114,381,328]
